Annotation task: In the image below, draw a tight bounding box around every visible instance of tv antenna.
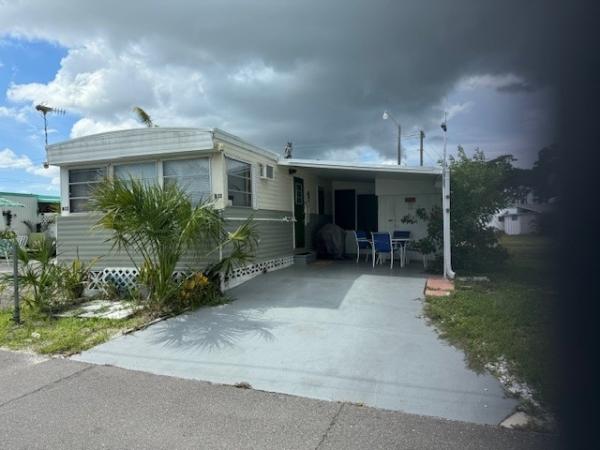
[35,104,65,168]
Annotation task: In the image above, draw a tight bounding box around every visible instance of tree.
[132,106,157,128]
[91,179,257,309]
[530,145,559,202]
[417,147,521,272]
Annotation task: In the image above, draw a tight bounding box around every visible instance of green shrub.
[177,271,227,310]
[0,229,17,240]
[415,148,522,273]
[60,256,97,301]
[12,237,62,313]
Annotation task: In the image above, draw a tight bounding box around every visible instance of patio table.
[364,237,411,268]
[392,238,411,268]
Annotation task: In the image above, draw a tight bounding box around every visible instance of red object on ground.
[425,277,455,297]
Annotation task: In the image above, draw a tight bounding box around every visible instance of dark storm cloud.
[0,0,561,161]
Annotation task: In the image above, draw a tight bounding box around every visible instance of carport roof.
[278,158,442,180]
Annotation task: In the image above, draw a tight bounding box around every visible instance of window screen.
[163,158,211,204]
[114,162,157,186]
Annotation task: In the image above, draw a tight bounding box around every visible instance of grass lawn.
[0,307,148,355]
[425,235,559,413]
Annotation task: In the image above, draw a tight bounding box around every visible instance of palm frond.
[132,106,155,128]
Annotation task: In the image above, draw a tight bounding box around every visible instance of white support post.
[441,115,455,280]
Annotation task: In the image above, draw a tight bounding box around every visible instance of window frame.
[162,156,212,204]
[226,156,254,208]
[113,161,158,187]
[67,165,107,213]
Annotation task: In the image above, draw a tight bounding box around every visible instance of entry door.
[357,194,378,233]
[334,189,356,230]
[378,195,396,232]
[294,177,305,248]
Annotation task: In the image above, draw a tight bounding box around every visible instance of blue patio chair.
[353,230,371,263]
[371,232,393,269]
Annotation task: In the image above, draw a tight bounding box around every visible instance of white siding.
[375,177,442,241]
[47,128,214,165]
[219,139,293,212]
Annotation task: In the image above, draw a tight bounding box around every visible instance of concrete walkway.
[74,261,517,425]
[0,350,558,449]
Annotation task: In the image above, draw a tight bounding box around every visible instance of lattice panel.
[87,268,187,291]
[86,256,295,293]
[223,255,294,289]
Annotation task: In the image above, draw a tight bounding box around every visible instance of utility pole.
[12,242,20,324]
[419,130,425,166]
[397,123,402,165]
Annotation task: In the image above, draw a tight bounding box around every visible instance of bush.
[12,237,62,313]
[416,148,522,273]
[60,256,97,301]
[177,272,227,310]
[0,229,17,240]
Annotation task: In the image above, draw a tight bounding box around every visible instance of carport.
[74,260,516,425]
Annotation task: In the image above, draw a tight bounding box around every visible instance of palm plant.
[132,106,157,128]
[14,237,62,313]
[91,178,257,309]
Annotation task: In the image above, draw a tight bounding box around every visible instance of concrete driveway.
[73,261,517,425]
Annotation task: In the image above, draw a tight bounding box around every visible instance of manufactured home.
[47,128,445,289]
[0,191,59,238]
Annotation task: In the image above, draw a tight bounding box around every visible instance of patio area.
[72,260,517,425]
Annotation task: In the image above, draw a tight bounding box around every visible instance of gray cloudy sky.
[1,0,559,171]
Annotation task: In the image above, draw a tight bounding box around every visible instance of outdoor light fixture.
[382,110,402,165]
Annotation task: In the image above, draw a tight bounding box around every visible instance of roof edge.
[278,158,442,175]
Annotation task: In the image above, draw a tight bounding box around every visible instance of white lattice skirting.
[86,255,294,293]
[222,255,294,289]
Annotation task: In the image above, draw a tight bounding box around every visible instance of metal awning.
[0,197,25,208]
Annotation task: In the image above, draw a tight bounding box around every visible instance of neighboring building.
[47,128,443,288]
[0,191,60,238]
[490,192,554,235]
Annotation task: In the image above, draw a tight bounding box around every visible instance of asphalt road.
[0,349,558,450]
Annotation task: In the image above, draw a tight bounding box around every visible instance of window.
[68,167,106,212]
[259,163,274,179]
[511,215,518,221]
[163,158,211,203]
[114,162,157,186]
[226,158,252,207]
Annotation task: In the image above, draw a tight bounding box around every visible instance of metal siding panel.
[48,128,214,165]
[57,210,293,269]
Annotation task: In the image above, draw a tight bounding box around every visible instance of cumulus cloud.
[0,105,28,123]
[0,148,60,186]
[0,0,560,163]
